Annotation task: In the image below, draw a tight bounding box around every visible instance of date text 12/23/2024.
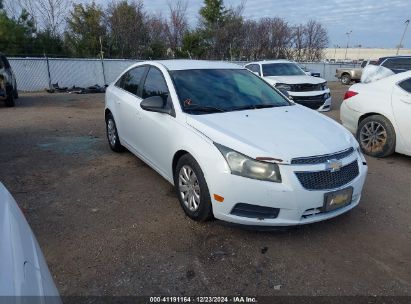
[150,297,257,303]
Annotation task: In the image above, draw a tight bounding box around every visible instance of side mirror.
[140,95,175,117]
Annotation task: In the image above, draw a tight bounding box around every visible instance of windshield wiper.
[183,105,226,113]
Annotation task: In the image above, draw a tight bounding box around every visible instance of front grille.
[295,160,359,190]
[291,83,324,92]
[292,94,325,109]
[291,147,354,165]
[231,203,279,219]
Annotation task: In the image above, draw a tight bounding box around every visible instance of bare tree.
[13,0,68,35]
[166,0,188,56]
[303,20,329,61]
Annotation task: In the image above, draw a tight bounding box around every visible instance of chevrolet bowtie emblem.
[326,159,343,172]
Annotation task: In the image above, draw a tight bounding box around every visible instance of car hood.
[0,182,60,298]
[263,75,325,85]
[186,105,356,163]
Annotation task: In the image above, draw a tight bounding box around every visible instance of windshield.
[262,63,306,76]
[170,69,290,114]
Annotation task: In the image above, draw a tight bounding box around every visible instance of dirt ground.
[0,82,410,296]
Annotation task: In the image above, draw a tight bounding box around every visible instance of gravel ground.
[0,82,410,296]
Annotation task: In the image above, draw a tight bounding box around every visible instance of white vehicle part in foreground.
[0,182,61,301]
[361,65,394,83]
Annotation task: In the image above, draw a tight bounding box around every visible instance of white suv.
[246,60,331,111]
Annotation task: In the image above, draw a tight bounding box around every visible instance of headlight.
[275,83,292,91]
[321,82,328,90]
[215,143,282,183]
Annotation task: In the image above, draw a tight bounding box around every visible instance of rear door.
[114,66,147,150]
[392,77,411,151]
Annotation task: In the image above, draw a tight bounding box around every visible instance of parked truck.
[335,60,377,85]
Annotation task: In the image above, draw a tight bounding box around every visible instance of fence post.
[45,54,52,91]
[99,36,107,86]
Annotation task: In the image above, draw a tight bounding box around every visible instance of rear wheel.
[341,74,351,85]
[357,115,395,157]
[174,154,213,222]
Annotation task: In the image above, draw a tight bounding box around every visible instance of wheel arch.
[172,150,190,178]
[358,112,382,125]
[105,108,112,121]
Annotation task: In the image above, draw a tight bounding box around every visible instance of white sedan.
[105,60,367,226]
[341,71,411,157]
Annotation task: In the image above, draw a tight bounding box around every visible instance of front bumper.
[288,89,332,112]
[208,151,367,226]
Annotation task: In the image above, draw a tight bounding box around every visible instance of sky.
[136,0,411,49]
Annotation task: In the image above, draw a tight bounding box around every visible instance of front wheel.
[174,154,213,222]
[357,115,396,157]
[106,113,124,152]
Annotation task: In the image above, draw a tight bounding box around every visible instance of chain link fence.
[8,57,360,92]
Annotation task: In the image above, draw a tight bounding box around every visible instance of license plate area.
[323,187,353,212]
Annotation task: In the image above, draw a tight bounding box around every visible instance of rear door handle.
[400,98,411,104]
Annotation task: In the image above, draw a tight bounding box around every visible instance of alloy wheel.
[359,121,387,153]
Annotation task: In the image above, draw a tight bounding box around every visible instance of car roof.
[378,55,411,61]
[247,59,292,65]
[142,60,244,71]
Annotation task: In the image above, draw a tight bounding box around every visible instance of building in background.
[324,48,411,62]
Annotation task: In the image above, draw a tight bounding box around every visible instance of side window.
[142,67,169,100]
[398,78,411,93]
[397,58,411,70]
[381,58,411,71]
[381,59,394,69]
[246,64,261,76]
[116,67,145,96]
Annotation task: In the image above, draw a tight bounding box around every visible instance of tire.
[13,88,19,99]
[174,154,213,222]
[341,74,351,85]
[357,115,396,158]
[106,113,124,152]
[5,87,15,107]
